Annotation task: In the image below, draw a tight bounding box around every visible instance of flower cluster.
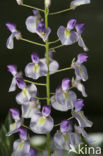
[6,0,92,155]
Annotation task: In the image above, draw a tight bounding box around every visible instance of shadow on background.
[0,0,103,132]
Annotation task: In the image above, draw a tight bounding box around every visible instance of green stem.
[54,116,74,127]
[21,3,44,12]
[21,38,45,47]
[24,79,46,86]
[48,39,60,45]
[51,67,73,74]
[49,8,72,15]
[34,96,48,100]
[51,44,64,50]
[44,3,51,156]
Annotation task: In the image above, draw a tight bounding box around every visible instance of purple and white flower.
[72,111,93,127]
[72,77,87,97]
[25,10,41,33]
[36,20,51,42]
[6,23,21,49]
[71,53,88,81]
[30,105,54,134]
[16,78,37,105]
[70,0,91,10]
[6,108,23,136]
[40,50,59,75]
[54,120,81,151]
[25,53,48,80]
[57,19,78,45]
[22,98,41,118]
[51,78,77,111]
[11,128,30,155]
[7,65,22,92]
[76,23,88,51]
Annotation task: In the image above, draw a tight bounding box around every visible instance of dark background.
[0,0,103,132]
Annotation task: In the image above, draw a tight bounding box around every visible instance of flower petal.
[30,112,54,134]
[6,120,23,136]
[6,34,14,49]
[25,16,38,33]
[22,100,40,118]
[13,139,30,153]
[72,111,93,127]
[9,77,17,92]
[49,60,59,74]
[57,26,78,45]
[70,0,90,9]
[78,36,88,51]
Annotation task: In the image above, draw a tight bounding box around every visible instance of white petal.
[6,34,14,49]
[9,77,17,92]
[49,60,59,74]
[78,36,88,51]
[30,112,54,134]
[25,16,38,33]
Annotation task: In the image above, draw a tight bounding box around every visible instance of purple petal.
[67,19,77,30]
[61,78,70,91]
[16,78,26,90]
[42,105,51,117]
[18,127,27,140]
[6,23,16,32]
[32,9,39,15]
[7,65,17,76]
[31,53,39,63]
[75,23,85,34]
[60,120,72,133]
[36,27,51,42]
[10,108,20,120]
[26,148,38,156]
[38,20,45,32]
[74,99,84,112]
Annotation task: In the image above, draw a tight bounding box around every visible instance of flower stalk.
[21,38,46,47]
[44,3,51,156]
[21,3,44,12]
[49,8,72,16]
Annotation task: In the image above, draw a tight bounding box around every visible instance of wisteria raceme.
[6,0,93,155]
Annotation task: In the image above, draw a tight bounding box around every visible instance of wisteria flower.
[6,23,21,49]
[25,10,41,33]
[73,99,93,127]
[16,0,23,5]
[54,120,81,151]
[36,20,51,42]
[72,111,93,127]
[22,98,41,118]
[70,0,90,10]
[40,50,59,75]
[25,53,48,80]
[51,78,77,111]
[72,77,87,97]
[74,125,93,143]
[16,78,37,105]
[57,19,78,45]
[71,53,88,81]
[30,105,54,134]
[11,128,30,156]
[7,65,22,92]
[76,23,88,51]
[6,108,23,136]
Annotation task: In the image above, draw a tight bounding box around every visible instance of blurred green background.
[0,0,103,133]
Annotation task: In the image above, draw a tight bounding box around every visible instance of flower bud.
[16,0,23,5]
[45,0,51,8]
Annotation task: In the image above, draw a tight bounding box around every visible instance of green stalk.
[44,3,51,156]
